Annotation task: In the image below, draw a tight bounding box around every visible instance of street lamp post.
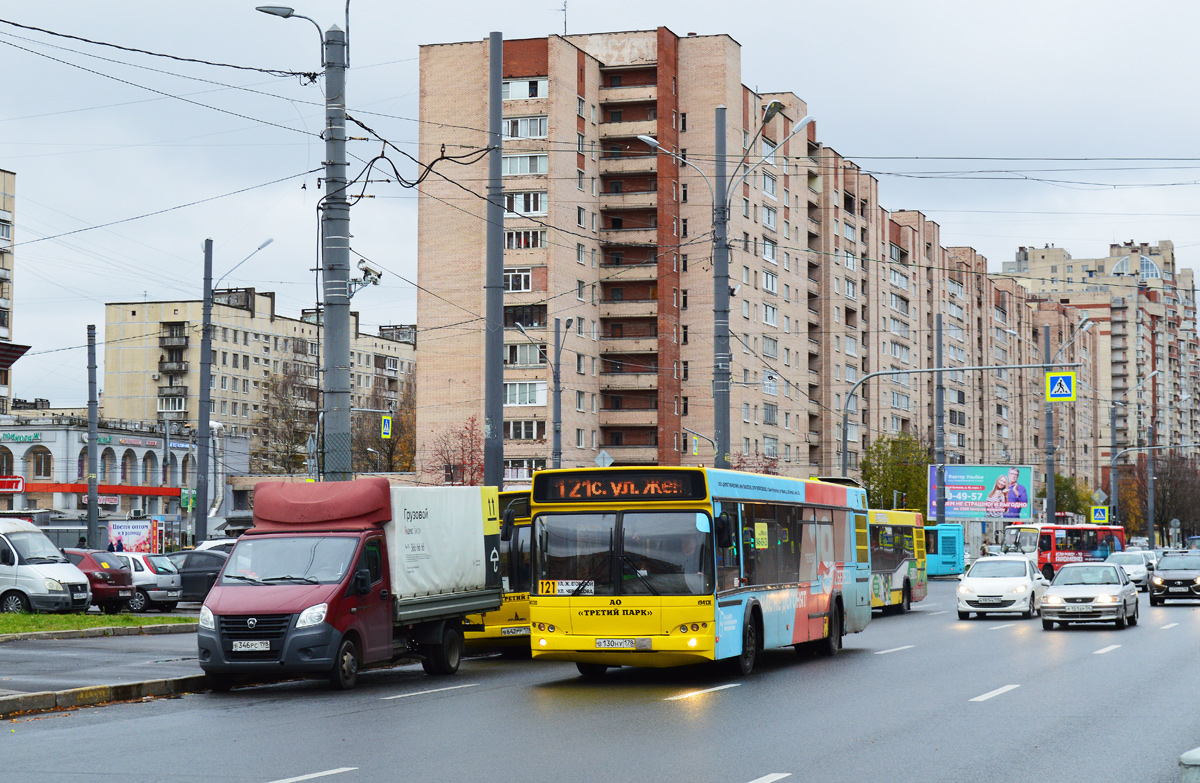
[366,447,380,473]
[258,5,353,482]
[1102,369,1158,525]
[638,108,814,470]
[516,319,572,470]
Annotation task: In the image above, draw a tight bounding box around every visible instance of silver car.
[1106,552,1151,591]
[1040,563,1139,630]
[114,552,183,612]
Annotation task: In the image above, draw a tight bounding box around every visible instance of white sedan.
[1041,563,1139,630]
[957,555,1048,619]
[1106,552,1150,591]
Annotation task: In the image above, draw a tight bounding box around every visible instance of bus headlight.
[538,638,547,647]
[680,625,689,634]
[687,638,698,648]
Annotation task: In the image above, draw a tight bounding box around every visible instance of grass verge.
[0,613,195,635]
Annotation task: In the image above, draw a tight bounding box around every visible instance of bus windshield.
[535,511,713,597]
[1001,527,1038,554]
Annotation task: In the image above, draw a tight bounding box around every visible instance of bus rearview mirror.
[716,512,734,549]
[500,508,515,543]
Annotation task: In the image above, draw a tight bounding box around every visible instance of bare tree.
[352,384,416,473]
[253,363,317,474]
[1127,452,1200,543]
[423,415,485,485]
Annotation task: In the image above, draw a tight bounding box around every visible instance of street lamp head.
[1005,328,1017,336]
[256,5,296,17]
[761,100,785,125]
[1079,318,1093,333]
[366,447,377,454]
[258,238,275,250]
[564,318,573,329]
[636,134,660,150]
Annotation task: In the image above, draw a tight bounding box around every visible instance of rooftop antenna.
[560,1,567,35]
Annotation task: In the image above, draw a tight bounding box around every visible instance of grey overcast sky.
[3,0,1199,404]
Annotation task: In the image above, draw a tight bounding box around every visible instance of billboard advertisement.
[106,518,160,553]
[927,465,1033,521]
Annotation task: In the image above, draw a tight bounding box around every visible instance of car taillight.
[145,561,161,574]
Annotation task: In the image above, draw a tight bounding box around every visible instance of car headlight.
[957,584,971,595]
[1043,595,1064,605]
[199,605,215,630]
[1194,577,1200,586]
[43,578,65,593]
[1152,577,1164,585]
[1094,595,1116,604]
[296,603,328,629]
[1009,584,1028,594]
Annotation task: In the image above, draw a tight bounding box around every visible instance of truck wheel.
[329,637,360,690]
[128,590,149,613]
[0,591,28,613]
[423,626,463,676]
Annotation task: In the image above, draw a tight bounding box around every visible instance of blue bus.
[527,467,872,676]
[924,523,965,576]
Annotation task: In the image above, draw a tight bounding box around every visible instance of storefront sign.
[82,495,120,506]
[0,475,23,493]
[1,432,41,443]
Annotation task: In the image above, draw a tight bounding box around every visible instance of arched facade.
[120,448,138,485]
[24,445,53,481]
[142,451,159,486]
[0,446,13,476]
[99,447,117,484]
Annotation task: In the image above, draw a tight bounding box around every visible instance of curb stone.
[0,674,208,719]
[0,622,198,645]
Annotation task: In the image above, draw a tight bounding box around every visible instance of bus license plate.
[232,640,270,652]
[977,597,1002,604]
[595,638,635,649]
[501,627,530,636]
[1169,587,1189,593]
[1063,604,1091,612]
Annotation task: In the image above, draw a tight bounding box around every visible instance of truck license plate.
[232,640,270,652]
[1169,587,1189,593]
[1063,604,1091,612]
[500,627,530,636]
[118,591,132,597]
[595,638,635,649]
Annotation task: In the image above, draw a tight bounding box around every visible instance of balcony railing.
[158,386,188,397]
[159,335,189,349]
[159,361,189,374]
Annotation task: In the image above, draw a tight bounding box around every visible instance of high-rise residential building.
[102,289,415,473]
[0,168,29,414]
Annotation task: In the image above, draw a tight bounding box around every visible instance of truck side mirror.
[715,512,734,549]
[500,508,515,543]
[353,568,371,595]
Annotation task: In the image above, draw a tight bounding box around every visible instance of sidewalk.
[0,625,205,718]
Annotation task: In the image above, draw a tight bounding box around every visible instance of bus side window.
[1039,534,1052,553]
[514,526,531,592]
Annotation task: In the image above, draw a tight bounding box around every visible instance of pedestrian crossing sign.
[1091,506,1108,523]
[381,415,392,439]
[1045,371,1076,401]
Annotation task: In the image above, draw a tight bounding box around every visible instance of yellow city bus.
[464,490,532,655]
[524,467,872,677]
[867,509,927,612]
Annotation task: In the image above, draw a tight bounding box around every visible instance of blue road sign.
[381,415,392,439]
[1045,372,1076,402]
[1091,505,1109,523]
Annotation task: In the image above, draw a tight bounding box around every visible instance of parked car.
[1149,552,1200,605]
[0,519,91,613]
[166,549,228,602]
[1106,551,1151,591]
[1040,562,1139,630]
[113,552,183,612]
[194,539,238,555]
[63,549,135,614]
[957,555,1048,619]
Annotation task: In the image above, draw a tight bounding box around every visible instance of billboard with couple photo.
[927,465,1033,521]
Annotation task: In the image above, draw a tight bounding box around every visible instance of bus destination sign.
[533,470,706,503]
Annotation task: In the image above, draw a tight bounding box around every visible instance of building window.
[501,154,548,176]
[503,191,547,217]
[505,420,545,440]
[502,116,548,139]
[503,267,532,292]
[504,343,546,367]
[503,78,548,100]
[577,207,586,227]
[503,381,547,406]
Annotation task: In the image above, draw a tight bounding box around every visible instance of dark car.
[63,549,135,614]
[166,549,228,602]
[1149,553,1200,605]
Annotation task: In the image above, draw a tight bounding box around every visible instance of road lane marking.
[1162,623,1179,630]
[381,684,477,700]
[874,645,915,655]
[746,775,791,783]
[1094,645,1121,655]
[266,769,357,783]
[989,623,1016,631]
[970,684,1020,702]
[664,683,740,701]
[927,610,949,616]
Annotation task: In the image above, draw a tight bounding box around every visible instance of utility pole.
[712,105,731,470]
[483,31,504,487]
[320,25,353,481]
[551,317,572,469]
[1044,325,1056,524]
[86,325,99,548]
[1147,420,1156,547]
[935,315,946,529]
[1110,403,1119,524]
[195,238,214,543]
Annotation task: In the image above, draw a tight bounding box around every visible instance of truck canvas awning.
[250,477,392,532]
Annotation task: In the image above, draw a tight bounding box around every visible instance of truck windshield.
[6,531,68,563]
[221,536,358,585]
[534,511,714,597]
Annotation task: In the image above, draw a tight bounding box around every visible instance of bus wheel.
[576,662,607,679]
[1041,564,1054,581]
[900,583,911,613]
[736,615,758,674]
[819,604,842,657]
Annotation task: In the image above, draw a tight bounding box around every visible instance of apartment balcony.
[602,444,658,463]
[599,372,658,391]
[599,226,657,246]
[599,119,658,140]
[599,408,658,427]
[157,386,188,397]
[158,361,189,374]
[600,190,658,211]
[159,335,189,349]
[0,267,9,281]
[599,154,657,176]
[599,84,657,104]
[600,336,658,353]
[599,261,658,281]
[600,296,657,318]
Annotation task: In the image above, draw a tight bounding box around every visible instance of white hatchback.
[957,555,1048,619]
